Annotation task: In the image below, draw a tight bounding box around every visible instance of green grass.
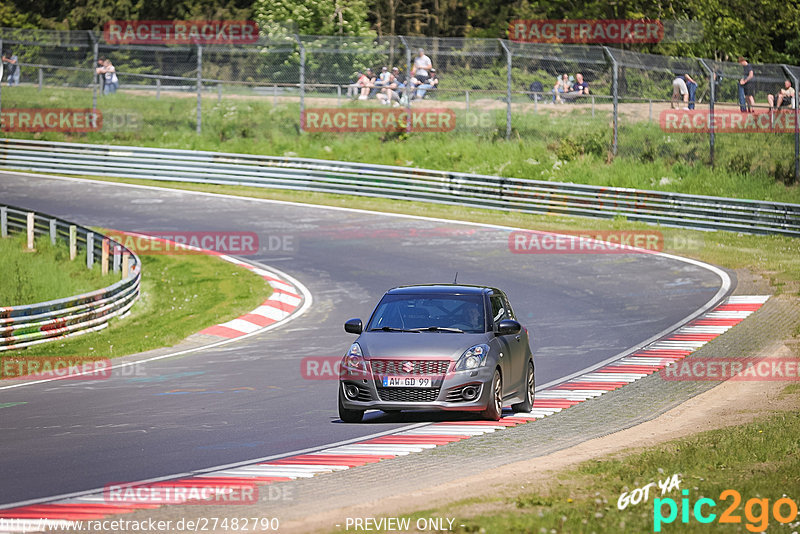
[2,86,799,203]
[0,243,271,360]
[0,233,108,306]
[392,388,800,533]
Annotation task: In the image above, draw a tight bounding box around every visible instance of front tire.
[338,393,364,423]
[512,361,535,413]
[481,369,503,421]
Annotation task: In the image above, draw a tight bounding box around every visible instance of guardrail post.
[295,35,305,132]
[499,39,512,140]
[86,232,95,269]
[122,252,130,279]
[26,212,35,251]
[699,59,716,168]
[603,47,619,156]
[0,207,7,238]
[782,64,799,183]
[101,238,109,275]
[49,219,57,244]
[196,44,203,134]
[69,225,77,259]
[113,244,121,272]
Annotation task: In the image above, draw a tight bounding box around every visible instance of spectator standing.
[412,49,432,82]
[96,57,106,93]
[414,68,439,100]
[2,50,20,86]
[738,56,755,112]
[768,79,795,109]
[97,59,118,94]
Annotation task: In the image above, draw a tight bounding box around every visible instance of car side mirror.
[344,318,363,335]
[496,319,521,336]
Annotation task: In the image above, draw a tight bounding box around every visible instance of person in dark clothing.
[738,56,755,112]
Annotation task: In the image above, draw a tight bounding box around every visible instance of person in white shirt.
[97,59,118,94]
[412,49,432,81]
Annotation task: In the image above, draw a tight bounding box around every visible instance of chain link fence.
[0,27,798,182]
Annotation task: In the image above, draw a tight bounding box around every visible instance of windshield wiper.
[371,326,419,332]
[409,326,465,333]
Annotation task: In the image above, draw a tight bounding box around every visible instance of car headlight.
[455,344,490,371]
[341,343,366,378]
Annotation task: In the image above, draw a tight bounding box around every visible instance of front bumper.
[339,364,495,412]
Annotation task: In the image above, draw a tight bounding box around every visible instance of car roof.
[386,284,499,296]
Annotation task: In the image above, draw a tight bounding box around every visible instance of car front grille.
[377,387,441,403]
[370,359,451,376]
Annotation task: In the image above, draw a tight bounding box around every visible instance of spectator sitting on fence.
[561,73,590,102]
[768,79,795,109]
[671,73,697,109]
[376,73,398,106]
[356,68,376,100]
[96,58,118,94]
[2,50,20,87]
[551,74,571,104]
[413,68,439,100]
[391,66,406,89]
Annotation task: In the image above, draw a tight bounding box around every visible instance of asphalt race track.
[0,172,730,506]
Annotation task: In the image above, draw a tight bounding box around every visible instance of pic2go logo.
[654,489,799,532]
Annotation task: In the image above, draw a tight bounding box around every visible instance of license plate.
[382,376,433,388]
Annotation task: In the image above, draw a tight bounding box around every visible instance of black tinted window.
[368,293,486,333]
[490,295,508,325]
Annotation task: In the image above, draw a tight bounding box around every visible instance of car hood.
[357,331,491,360]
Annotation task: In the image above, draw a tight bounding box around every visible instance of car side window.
[490,295,508,325]
[502,294,516,320]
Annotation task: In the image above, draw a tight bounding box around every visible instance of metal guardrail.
[1,138,799,236]
[0,204,141,352]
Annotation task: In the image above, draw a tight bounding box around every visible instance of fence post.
[26,212,35,251]
[156,78,161,100]
[113,244,121,272]
[217,83,222,103]
[782,65,799,183]
[0,207,6,238]
[90,31,98,112]
[49,219,57,244]
[499,40,512,140]
[295,35,305,132]
[122,252,130,279]
[69,225,77,260]
[603,47,619,156]
[399,36,412,133]
[38,67,43,92]
[196,44,202,134]
[86,232,95,269]
[699,59,715,168]
[466,90,470,114]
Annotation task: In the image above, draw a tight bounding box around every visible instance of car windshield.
[367,293,486,334]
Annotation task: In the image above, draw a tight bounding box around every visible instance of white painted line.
[216,318,261,334]
[251,303,290,321]
[578,373,643,382]
[704,311,753,318]
[536,390,606,400]
[267,292,302,306]
[677,326,731,334]
[726,295,770,303]
[400,428,490,436]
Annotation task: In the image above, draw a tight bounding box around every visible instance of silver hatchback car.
[338,284,535,422]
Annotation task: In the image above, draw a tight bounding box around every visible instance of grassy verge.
[395,385,800,533]
[2,86,799,202]
[0,249,271,360]
[0,233,108,306]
